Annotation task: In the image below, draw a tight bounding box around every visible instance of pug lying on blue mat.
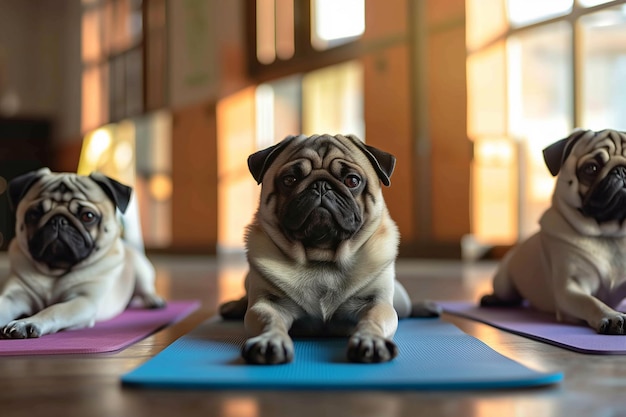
[220,134,437,364]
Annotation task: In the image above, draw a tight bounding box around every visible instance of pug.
[0,168,165,339]
[481,129,626,334]
[219,134,436,365]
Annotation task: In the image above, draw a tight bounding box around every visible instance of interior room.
[1,0,626,415]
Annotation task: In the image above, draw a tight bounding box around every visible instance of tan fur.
[484,129,626,334]
[0,169,164,338]
[220,134,411,363]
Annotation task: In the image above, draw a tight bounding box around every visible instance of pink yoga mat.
[439,300,626,354]
[0,300,200,356]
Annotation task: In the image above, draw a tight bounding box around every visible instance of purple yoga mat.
[0,300,200,356]
[439,300,626,354]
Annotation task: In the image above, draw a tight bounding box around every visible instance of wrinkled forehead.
[574,130,626,158]
[27,174,105,204]
[283,135,360,166]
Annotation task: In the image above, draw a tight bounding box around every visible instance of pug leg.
[348,301,398,363]
[480,265,523,307]
[1,296,97,338]
[556,285,626,334]
[0,279,34,327]
[130,248,165,309]
[242,299,295,364]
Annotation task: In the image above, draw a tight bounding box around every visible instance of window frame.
[469,0,626,129]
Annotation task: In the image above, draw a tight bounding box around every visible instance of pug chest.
[591,236,626,306]
[275,265,367,321]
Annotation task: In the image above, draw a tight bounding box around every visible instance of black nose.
[311,180,331,193]
[48,215,69,228]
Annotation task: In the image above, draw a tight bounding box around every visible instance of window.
[579,5,626,130]
[311,0,365,50]
[248,0,366,77]
[467,0,626,246]
[81,0,167,132]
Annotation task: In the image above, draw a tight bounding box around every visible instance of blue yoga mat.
[121,317,562,390]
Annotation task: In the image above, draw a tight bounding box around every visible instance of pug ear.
[542,138,570,177]
[248,135,298,184]
[88,173,132,214]
[344,134,396,186]
[542,129,590,176]
[7,167,50,211]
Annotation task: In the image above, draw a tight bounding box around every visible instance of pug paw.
[1,321,42,339]
[241,332,294,364]
[598,314,626,334]
[347,333,398,363]
[140,294,166,309]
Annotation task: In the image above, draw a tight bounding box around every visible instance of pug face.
[544,129,626,236]
[8,168,132,274]
[248,134,395,263]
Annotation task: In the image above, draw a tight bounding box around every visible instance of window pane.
[302,61,364,138]
[508,22,573,237]
[106,0,142,53]
[275,0,294,60]
[256,0,276,64]
[255,75,302,149]
[579,5,626,131]
[471,137,518,244]
[311,0,365,50]
[467,42,507,138]
[506,0,573,26]
[82,9,103,62]
[466,0,508,50]
[82,64,109,132]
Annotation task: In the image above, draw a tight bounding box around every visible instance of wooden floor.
[1,254,626,417]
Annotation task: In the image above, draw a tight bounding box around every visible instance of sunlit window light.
[114,141,134,171]
[84,128,113,167]
[311,0,365,50]
[275,0,295,60]
[256,0,276,64]
[255,84,275,149]
[506,0,573,26]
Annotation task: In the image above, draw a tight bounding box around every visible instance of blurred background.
[0,0,625,260]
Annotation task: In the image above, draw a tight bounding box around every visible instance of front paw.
[347,332,398,363]
[1,321,42,339]
[140,294,166,309]
[598,314,626,334]
[241,331,294,364]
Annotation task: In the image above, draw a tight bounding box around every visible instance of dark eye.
[25,209,42,224]
[282,175,297,187]
[579,162,600,182]
[80,211,97,224]
[344,175,361,188]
